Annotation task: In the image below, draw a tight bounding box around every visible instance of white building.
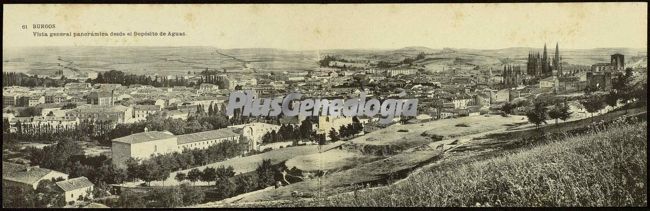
[111,130,178,169]
[55,176,94,203]
[132,105,161,121]
[111,128,241,169]
[177,128,240,151]
[386,69,417,77]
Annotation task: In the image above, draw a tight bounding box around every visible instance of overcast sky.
[3,3,647,50]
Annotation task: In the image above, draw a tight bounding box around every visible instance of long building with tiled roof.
[177,128,239,150]
[111,127,240,169]
[2,162,69,190]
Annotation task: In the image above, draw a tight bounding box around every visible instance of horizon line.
[3,45,648,52]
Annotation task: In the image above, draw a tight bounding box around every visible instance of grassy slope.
[317,118,647,207]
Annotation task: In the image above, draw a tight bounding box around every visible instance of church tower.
[542,43,551,76]
[553,43,561,75]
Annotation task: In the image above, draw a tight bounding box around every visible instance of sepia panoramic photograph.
[2,3,647,208]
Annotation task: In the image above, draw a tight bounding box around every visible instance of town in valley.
[3,43,647,208]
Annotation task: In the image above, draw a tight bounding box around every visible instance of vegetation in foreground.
[315,117,647,207]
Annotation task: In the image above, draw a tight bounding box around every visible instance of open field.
[285,149,380,172]
[350,114,528,146]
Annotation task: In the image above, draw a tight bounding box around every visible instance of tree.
[316,133,326,152]
[234,174,259,194]
[119,191,147,208]
[298,119,314,139]
[100,163,127,184]
[286,166,304,183]
[215,165,235,181]
[416,52,426,60]
[525,102,548,129]
[175,172,187,183]
[125,158,142,182]
[612,68,633,98]
[3,118,10,133]
[500,102,514,116]
[632,82,647,104]
[351,116,363,135]
[548,102,572,124]
[19,107,42,117]
[92,181,111,199]
[328,128,339,142]
[605,91,619,108]
[256,159,275,188]
[580,95,605,119]
[179,183,204,206]
[3,185,36,208]
[34,179,66,207]
[213,177,236,199]
[151,187,183,207]
[201,167,217,185]
[339,124,350,138]
[140,160,163,186]
[68,161,92,179]
[28,137,83,172]
[187,168,202,185]
[319,55,336,67]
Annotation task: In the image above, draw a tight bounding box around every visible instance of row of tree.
[525,101,571,128]
[116,183,205,208]
[328,117,364,142]
[261,119,315,144]
[172,159,302,204]
[116,158,299,207]
[337,120,364,138]
[90,70,195,87]
[3,72,78,87]
[123,139,248,185]
[260,117,364,145]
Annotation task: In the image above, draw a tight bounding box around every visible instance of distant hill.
[2,46,646,76]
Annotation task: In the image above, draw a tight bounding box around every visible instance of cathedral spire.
[554,42,560,69]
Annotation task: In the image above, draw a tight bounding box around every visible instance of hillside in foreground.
[308,117,647,207]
